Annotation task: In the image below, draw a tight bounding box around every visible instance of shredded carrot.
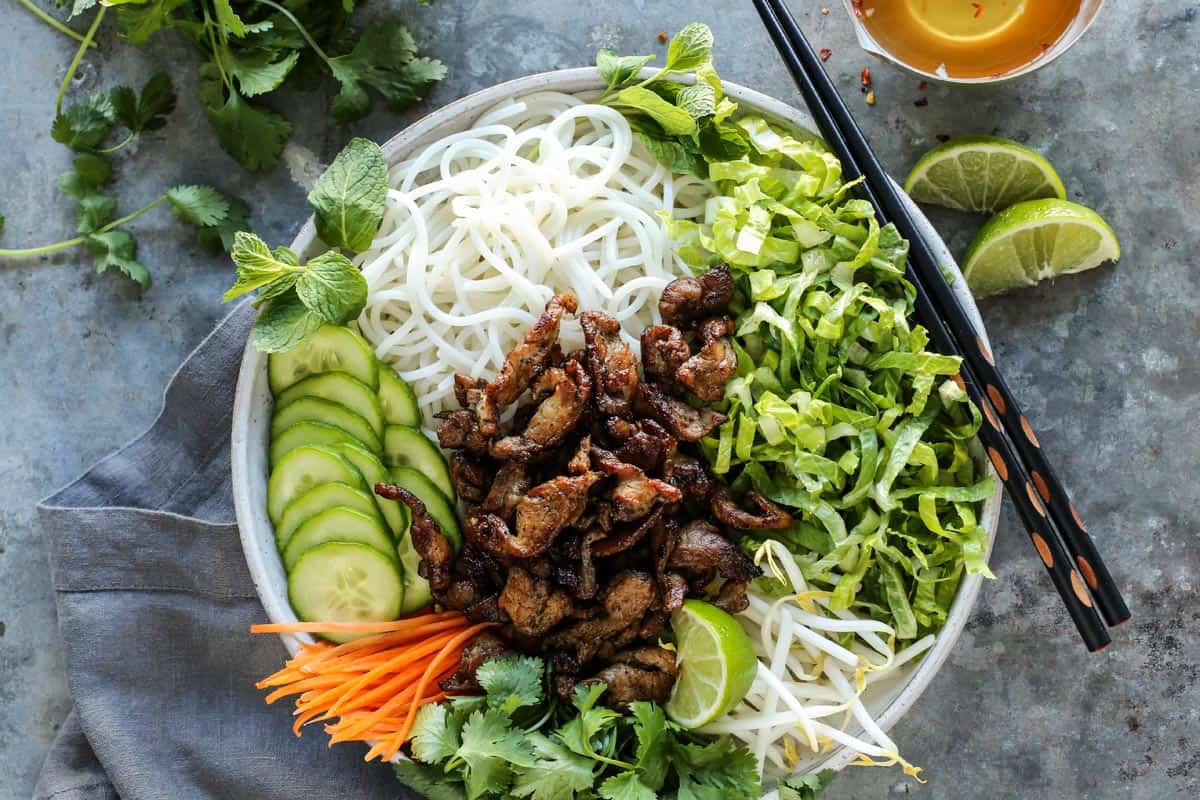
[251,611,495,761]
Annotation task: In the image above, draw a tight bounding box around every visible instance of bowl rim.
[231,66,1003,777]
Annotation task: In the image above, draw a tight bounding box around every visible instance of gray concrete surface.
[0,1,1196,798]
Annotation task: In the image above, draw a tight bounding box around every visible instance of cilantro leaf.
[598,771,657,800]
[327,22,446,123]
[114,0,188,46]
[474,656,544,716]
[671,738,761,800]
[197,195,250,254]
[306,137,387,252]
[76,193,116,234]
[213,0,246,37]
[511,734,596,800]
[393,759,468,800]
[86,230,150,289]
[596,49,655,89]
[52,92,116,151]
[556,683,621,759]
[111,73,177,134]
[457,708,534,800]
[226,49,301,98]
[69,0,97,19]
[200,70,291,171]
[665,22,714,72]
[166,185,231,227]
[410,702,463,765]
[778,771,837,800]
[251,288,324,352]
[294,251,367,324]
[72,153,112,187]
[628,701,669,790]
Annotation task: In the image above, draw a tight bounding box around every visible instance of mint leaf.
[475,656,544,715]
[634,131,705,178]
[52,93,116,151]
[677,83,716,120]
[457,709,533,800]
[410,702,463,765]
[393,759,468,800]
[86,230,150,289]
[227,50,300,98]
[778,771,837,800]
[294,251,367,324]
[223,231,299,301]
[665,22,714,72]
[251,288,324,352]
[197,195,250,255]
[112,73,176,134]
[598,772,657,800]
[597,49,655,89]
[166,185,231,227]
[511,734,596,800]
[327,22,446,123]
[307,137,387,252]
[615,86,696,136]
[697,119,749,162]
[628,701,669,790]
[201,73,291,171]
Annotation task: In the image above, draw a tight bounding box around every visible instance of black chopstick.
[753,0,1120,650]
[758,0,1129,632]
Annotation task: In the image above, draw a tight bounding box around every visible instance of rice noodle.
[703,540,933,781]
[355,93,709,430]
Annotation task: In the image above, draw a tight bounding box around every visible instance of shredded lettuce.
[673,115,994,639]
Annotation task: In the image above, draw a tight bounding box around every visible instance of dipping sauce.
[854,0,1084,79]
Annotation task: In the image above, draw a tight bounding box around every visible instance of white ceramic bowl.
[231,67,1002,776]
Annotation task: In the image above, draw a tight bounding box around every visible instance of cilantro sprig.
[596,23,750,178]
[398,656,763,800]
[222,136,387,352]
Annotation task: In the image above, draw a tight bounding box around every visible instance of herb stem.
[0,193,167,260]
[18,0,99,49]
[202,5,233,91]
[96,131,137,154]
[56,6,106,116]
[255,0,330,63]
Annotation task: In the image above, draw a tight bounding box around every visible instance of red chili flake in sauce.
[914,96,929,107]
[971,2,983,17]
[918,80,928,90]
[936,133,951,143]
[860,67,872,87]
[658,31,668,44]
[819,48,833,62]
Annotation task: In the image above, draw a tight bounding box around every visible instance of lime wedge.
[665,599,757,729]
[962,199,1120,298]
[904,136,1066,214]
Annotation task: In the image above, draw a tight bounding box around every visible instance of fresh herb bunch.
[396,655,762,800]
[595,23,751,179]
[0,64,241,288]
[222,136,386,351]
[52,0,445,172]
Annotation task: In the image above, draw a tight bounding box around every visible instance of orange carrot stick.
[249,611,461,635]
[395,623,495,745]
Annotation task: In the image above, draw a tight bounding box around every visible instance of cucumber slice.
[268,325,379,395]
[282,507,395,571]
[287,542,403,643]
[275,373,386,438]
[270,421,358,468]
[396,533,433,614]
[327,441,410,538]
[276,482,381,549]
[267,445,365,524]
[378,366,421,427]
[388,466,462,552]
[383,425,454,500]
[271,396,381,454]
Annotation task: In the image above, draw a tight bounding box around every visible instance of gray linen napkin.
[35,303,404,800]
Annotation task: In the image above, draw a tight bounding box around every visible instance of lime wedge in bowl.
[904,135,1066,214]
[962,199,1121,298]
[665,599,757,729]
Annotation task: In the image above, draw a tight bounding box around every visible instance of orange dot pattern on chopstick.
[982,399,1000,431]
[978,336,995,365]
[1026,482,1046,516]
[986,446,1008,481]
[1031,470,1051,503]
[1070,570,1093,606]
[1031,532,1053,567]
[1020,415,1040,447]
[952,374,966,392]
[1077,556,1099,590]
[986,384,1007,416]
[1070,502,1088,533]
